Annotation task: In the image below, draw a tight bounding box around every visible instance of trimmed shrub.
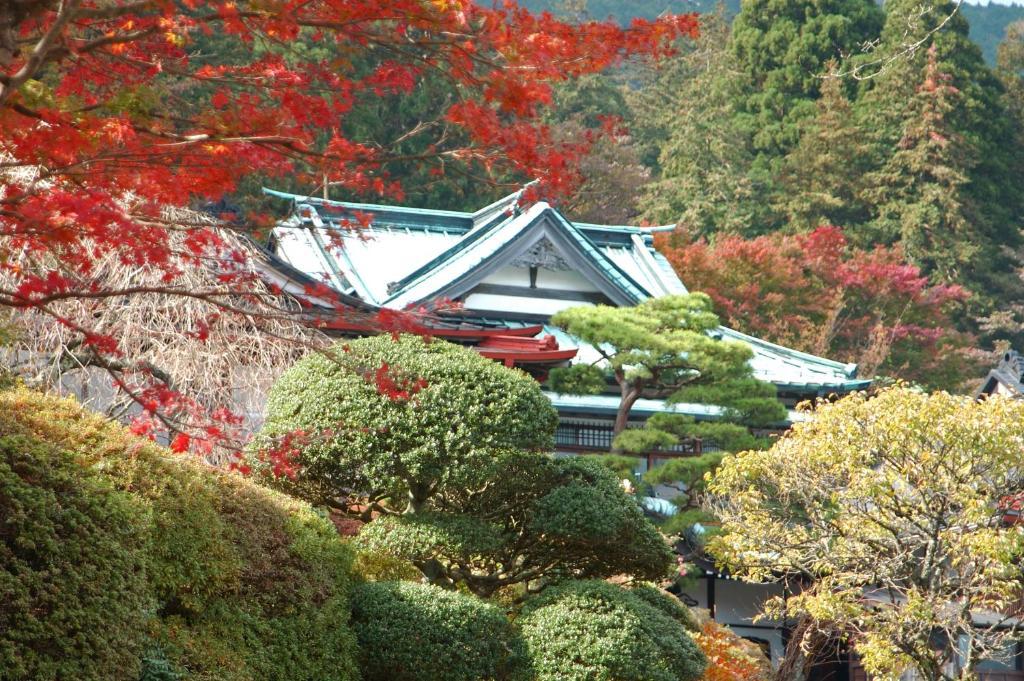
[349,581,527,681]
[630,584,702,633]
[0,386,359,681]
[518,580,707,681]
[0,434,151,681]
[253,334,558,507]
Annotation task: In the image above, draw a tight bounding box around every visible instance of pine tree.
[638,8,779,236]
[729,0,883,161]
[774,67,874,231]
[865,47,980,284]
[856,0,1024,297]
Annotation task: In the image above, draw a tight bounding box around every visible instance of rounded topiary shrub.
[0,433,151,681]
[349,581,527,681]
[253,334,558,507]
[0,386,360,681]
[518,580,707,681]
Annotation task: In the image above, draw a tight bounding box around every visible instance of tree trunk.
[611,383,642,452]
[774,616,834,681]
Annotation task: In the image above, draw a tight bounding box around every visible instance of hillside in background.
[518,0,1024,65]
[963,2,1024,63]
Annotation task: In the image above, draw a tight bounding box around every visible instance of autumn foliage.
[656,226,977,389]
[694,620,770,681]
[0,0,696,447]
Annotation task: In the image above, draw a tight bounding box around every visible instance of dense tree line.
[521,0,1024,68]
[315,0,1024,386]
[546,0,1024,385]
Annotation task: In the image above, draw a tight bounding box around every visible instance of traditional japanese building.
[977,350,1024,399]
[256,185,875,665]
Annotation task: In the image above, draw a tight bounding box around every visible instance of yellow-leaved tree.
[708,388,1024,681]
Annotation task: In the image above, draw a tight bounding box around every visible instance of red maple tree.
[0,1,697,451]
[656,226,978,390]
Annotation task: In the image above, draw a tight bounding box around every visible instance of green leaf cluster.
[0,385,359,681]
[258,336,672,595]
[518,580,707,681]
[353,454,674,595]
[709,387,1024,681]
[350,581,528,681]
[254,334,558,511]
[551,294,784,455]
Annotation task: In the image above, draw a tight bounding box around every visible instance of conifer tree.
[729,0,883,160]
[856,0,1023,297]
[639,8,778,235]
[864,47,981,283]
[775,67,873,232]
[998,20,1024,120]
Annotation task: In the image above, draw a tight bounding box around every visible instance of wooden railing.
[554,419,715,458]
[978,671,1024,681]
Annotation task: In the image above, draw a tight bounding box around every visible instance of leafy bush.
[0,433,151,681]
[518,580,707,681]
[349,581,528,681]
[0,385,359,681]
[352,454,674,596]
[254,334,559,508]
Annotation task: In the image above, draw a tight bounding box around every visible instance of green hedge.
[518,580,707,681]
[1,433,151,681]
[0,386,358,681]
[350,581,527,681]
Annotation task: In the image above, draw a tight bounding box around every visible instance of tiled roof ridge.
[716,326,860,378]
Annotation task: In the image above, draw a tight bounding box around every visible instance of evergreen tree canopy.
[550,294,785,444]
[864,47,982,284]
[254,335,673,596]
[856,0,1024,301]
[775,67,873,231]
[640,8,778,235]
[730,0,883,159]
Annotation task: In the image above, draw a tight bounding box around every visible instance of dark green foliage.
[856,0,1024,303]
[350,581,527,681]
[354,454,674,596]
[729,0,883,159]
[139,646,182,681]
[551,295,781,533]
[0,434,151,681]
[550,294,785,450]
[0,386,359,681]
[628,584,702,632]
[548,362,607,395]
[638,8,778,235]
[589,453,642,481]
[341,70,516,211]
[255,335,558,511]
[863,48,983,285]
[774,69,874,231]
[518,580,707,681]
[259,336,670,595]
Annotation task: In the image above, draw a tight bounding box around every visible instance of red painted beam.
[318,318,544,339]
[475,348,578,364]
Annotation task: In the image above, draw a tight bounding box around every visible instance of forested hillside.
[964,3,1024,63]
[519,0,1024,65]
[509,0,1024,389]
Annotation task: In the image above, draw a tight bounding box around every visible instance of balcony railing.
[554,419,719,458]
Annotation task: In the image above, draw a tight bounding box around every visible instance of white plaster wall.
[463,293,582,315]
[479,265,601,292]
[679,578,787,665]
[535,267,601,292]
